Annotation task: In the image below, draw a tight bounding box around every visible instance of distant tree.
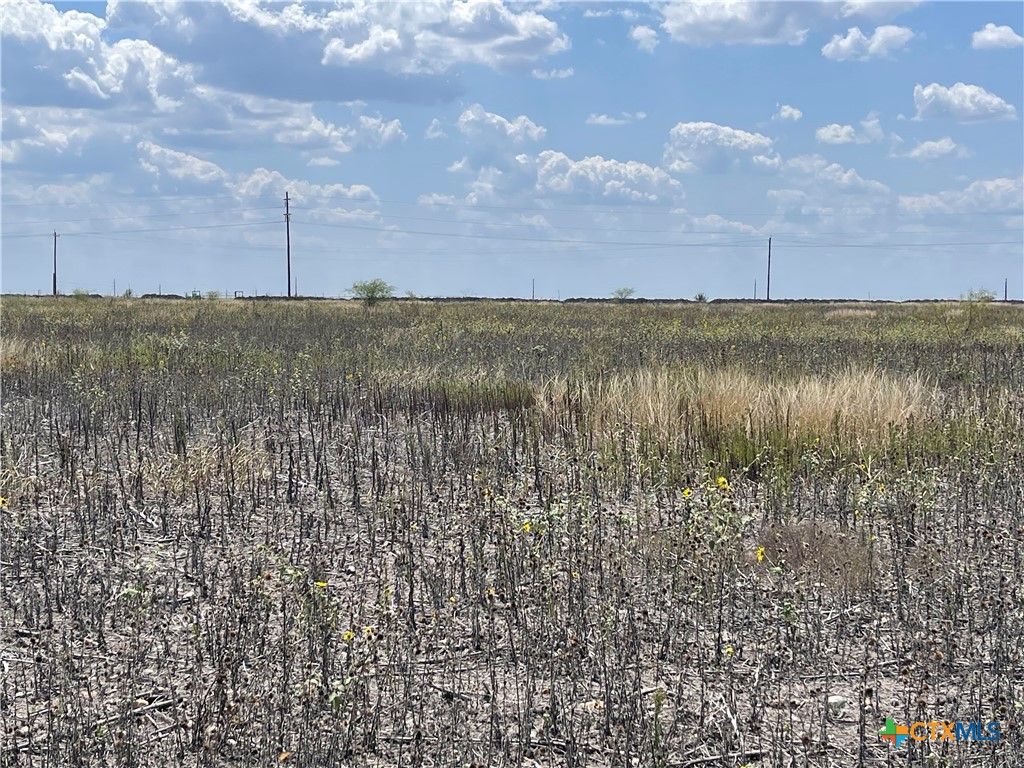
[350,278,395,308]
[694,292,708,303]
[123,288,134,299]
[963,288,995,303]
[205,290,221,300]
[71,288,90,300]
[611,287,636,302]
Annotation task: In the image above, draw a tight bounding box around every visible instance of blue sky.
[2,1,1022,299]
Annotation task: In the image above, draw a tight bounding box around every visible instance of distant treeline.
[4,294,1020,305]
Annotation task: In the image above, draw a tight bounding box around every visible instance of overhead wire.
[295,217,767,247]
[12,205,282,226]
[294,206,1023,238]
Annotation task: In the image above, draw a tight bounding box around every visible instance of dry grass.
[825,307,878,319]
[0,335,37,373]
[752,520,877,592]
[2,299,1021,767]
[540,366,939,447]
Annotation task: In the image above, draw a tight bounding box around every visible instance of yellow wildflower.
[756,546,765,563]
[682,487,693,499]
[342,630,355,642]
[314,581,328,589]
[522,521,531,533]
[717,476,730,491]
[0,496,8,509]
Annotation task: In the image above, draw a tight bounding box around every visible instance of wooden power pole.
[284,191,292,298]
[766,237,772,301]
[52,231,59,296]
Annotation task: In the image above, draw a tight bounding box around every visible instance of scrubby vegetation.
[1,297,1022,767]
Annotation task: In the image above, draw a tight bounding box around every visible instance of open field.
[1,297,1022,767]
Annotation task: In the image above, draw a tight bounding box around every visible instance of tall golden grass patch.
[539,366,939,448]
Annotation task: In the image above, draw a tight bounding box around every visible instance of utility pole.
[532,278,535,301]
[52,231,59,296]
[284,191,292,298]
[766,237,772,302]
[754,279,757,300]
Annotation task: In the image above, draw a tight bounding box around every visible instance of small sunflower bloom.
[717,476,731,491]
[0,496,8,509]
[682,487,693,499]
[314,581,328,589]
[522,521,531,533]
[342,630,355,642]
[756,546,765,563]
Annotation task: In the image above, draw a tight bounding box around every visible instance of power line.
[69,232,282,250]
[4,220,281,238]
[1,192,282,208]
[12,205,281,226]
[5,190,1021,218]
[779,240,1021,248]
[294,193,1023,218]
[294,206,1022,236]
[294,206,1023,238]
[4,211,1019,251]
[294,217,766,247]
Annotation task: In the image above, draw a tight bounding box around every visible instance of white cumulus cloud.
[531,67,574,79]
[137,141,229,183]
[815,113,889,144]
[904,137,966,161]
[586,112,647,126]
[659,2,820,45]
[816,124,858,144]
[821,25,914,60]
[913,82,1017,122]
[457,103,546,144]
[103,0,570,102]
[899,176,1023,213]
[357,114,405,147]
[839,1,922,21]
[425,118,447,140]
[657,1,919,47]
[664,121,774,173]
[629,25,659,53]
[971,23,1024,49]
[775,104,803,121]
[525,150,682,203]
